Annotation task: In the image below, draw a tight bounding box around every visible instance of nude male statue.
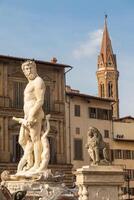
[19,60,45,172]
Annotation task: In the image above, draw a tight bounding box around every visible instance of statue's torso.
[24,78,44,119]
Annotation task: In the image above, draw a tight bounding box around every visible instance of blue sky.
[0,0,134,117]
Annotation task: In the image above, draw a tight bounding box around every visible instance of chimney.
[51,57,57,63]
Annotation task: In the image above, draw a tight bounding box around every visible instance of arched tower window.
[100,83,105,97]
[108,82,113,97]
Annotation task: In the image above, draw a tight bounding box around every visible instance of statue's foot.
[95,161,99,165]
[102,159,110,163]
[15,171,26,176]
[27,165,40,173]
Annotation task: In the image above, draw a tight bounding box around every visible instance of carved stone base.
[75,165,124,200]
[1,170,67,200]
[2,180,65,200]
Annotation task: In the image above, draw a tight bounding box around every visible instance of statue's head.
[88,127,99,138]
[87,127,94,137]
[21,60,37,80]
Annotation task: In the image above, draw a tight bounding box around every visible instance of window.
[104,130,109,138]
[132,151,134,159]
[126,169,134,180]
[98,108,112,120]
[126,150,131,159]
[44,85,51,113]
[131,171,134,179]
[76,127,80,135]
[108,82,113,98]
[12,135,23,162]
[100,83,105,97]
[74,139,83,160]
[114,149,122,159]
[108,109,113,120]
[89,107,112,120]
[74,105,80,117]
[123,150,131,159]
[89,107,97,118]
[112,149,134,160]
[130,187,134,195]
[13,82,25,109]
[103,109,109,120]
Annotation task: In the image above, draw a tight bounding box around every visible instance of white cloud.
[73,29,103,59]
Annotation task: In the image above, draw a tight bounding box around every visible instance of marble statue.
[86,127,109,165]
[0,60,72,199]
[20,60,45,172]
[12,60,51,176]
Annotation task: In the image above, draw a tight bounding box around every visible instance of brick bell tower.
[96,16,119,119]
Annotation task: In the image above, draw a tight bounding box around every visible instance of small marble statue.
[86,127,109,165]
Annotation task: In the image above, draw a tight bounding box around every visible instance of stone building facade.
[65,85,113,169]
[0,55,72,167]
[65,87,134,196]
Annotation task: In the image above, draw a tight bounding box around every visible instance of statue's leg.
[88,149,93,161]
[26,142,34,170]
[17,127,30,172]
[92,150,96,164]
[29,122,42,170]
[94,147,100,163]
[37,137,50,172]
[21,140,34,171]
[17,157,27,172]
[103,147,109,161]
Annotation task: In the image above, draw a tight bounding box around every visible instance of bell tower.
[96,16,119,118]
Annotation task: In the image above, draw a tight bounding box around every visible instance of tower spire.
[96,16,119,119]
[104,14,107,25]
[100,15,114,66]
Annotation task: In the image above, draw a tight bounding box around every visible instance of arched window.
[100,83,105,97]
[108,82,113,97]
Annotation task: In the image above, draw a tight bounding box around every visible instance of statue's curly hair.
[89,127,103,140]
[21,60,36,71]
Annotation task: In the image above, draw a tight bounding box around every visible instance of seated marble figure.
[86,126,110,165]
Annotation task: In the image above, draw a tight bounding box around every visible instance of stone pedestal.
[75,165,124,200]
[2,180,65,200]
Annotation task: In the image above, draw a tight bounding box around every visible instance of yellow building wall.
[66,93,134,197]
[66,95,112,169]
